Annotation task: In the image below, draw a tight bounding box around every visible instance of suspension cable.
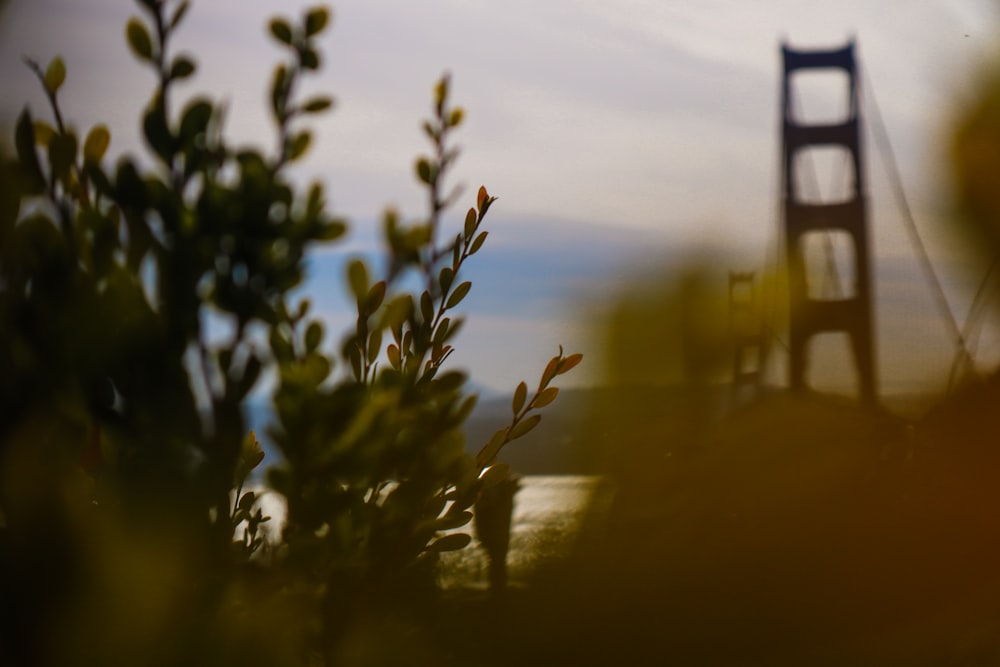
[860,62,974,375]
[947,255,998,390]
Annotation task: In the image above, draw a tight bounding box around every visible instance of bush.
[0,2,578,664]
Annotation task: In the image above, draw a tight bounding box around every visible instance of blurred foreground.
[427,376,1000,666]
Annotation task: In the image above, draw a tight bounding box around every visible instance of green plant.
[0,1,578,664]
[265,54,582,657]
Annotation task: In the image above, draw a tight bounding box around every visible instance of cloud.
[3,0,998,395]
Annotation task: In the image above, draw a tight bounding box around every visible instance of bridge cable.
[859,63,974,377]
[947,255,998,390]
[963,260,998,362]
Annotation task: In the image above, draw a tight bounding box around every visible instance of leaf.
[448,488,478,513]
[387,343,401,370]
[447,316,465,341]
[448,107,464,128]
[307,180,324,212]
[83,125,111,165]
[126,18,154,62]
[540,355,560,389]
[433,318,450,346]
[302,96,333,113]
[435,511,473,531]
[113,159,143,205]
[271,64,289,119]
[304,7,330,36]
[476,186,497,217]
[296,299,312,319]
[122,220,151,275]
[243,439,265,471]
[480,462,512,488]
[512,381,527,415]
[476,428,508,468]
[84,163,114,199]
[533,386,559,408]
[15,111,46,194]
[269,18,293,45]
[435,370,466,393]
[434,77,449,109]
[348,346,362,381]
[558,353,584,375]
[509,414,541,441]
[32,120,55,148]
[169,0,190,29]
[428,533,471,553]
[299,48,319,70]
[419,291,434,323]
[463,208,477,241]
[367,328,382,364]
[237,356,262,398]
[469,231,488,255]
[288,131,312,160]
[305,321,323,353]
[347,259,369,304]
[432,344,452,365]
[179,99,212,144]
[366,281,386,312]
[48,132,77,183]
[270,330,294,362]
[317,219,346,240]
[445,281,472,309]
[169,55,196,80]
[455,394,478,424]
[44,57,66,94]
[304,354,332,386]
[416,157,433,185]
[439,266,454,293]
[379,295,412,331]
[143,102,173,162]
[238,491,256,512]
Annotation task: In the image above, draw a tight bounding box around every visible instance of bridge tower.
[781,41,877,406]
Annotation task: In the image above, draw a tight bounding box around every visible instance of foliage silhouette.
[0,2,578,665]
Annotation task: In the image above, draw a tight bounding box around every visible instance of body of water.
[438,475,613,590]
[249,475,613,589]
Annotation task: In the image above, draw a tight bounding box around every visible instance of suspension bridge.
[731,40,997,407]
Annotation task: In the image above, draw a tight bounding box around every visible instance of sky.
[2,0,999,397]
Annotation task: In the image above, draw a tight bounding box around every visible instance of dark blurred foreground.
[421,376,1000,666]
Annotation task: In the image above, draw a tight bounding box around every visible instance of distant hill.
[465,383,951,475]
[463,387,598,475]
[464,384,736,475]
[246,383,943,476]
